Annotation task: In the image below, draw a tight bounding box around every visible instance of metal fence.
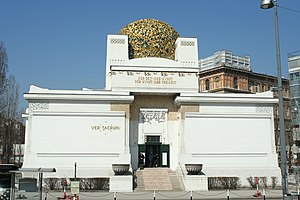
[13,189,287,200]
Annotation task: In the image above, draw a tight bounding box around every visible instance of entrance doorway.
[145,144,159,167]
[138,136,170,168]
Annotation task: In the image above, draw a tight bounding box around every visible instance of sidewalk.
[16,189,285,200]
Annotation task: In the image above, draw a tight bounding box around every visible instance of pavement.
[14,189,290,200]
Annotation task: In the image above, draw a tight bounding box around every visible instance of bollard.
[114,192,116,200]
[153,191,156,200]
[190,191,193,200]
[262,189,266,200]
[298,189,300,200]
[226,190,230,200]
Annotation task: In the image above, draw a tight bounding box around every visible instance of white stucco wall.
[176,92,281,186]
[184,114,276,167]
[24,111,128,177]
[22,86,134,178]
[30,112,125,154]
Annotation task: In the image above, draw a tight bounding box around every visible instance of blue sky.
[1,0,300,109]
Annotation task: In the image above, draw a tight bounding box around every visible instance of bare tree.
[0,41,8,163]
[0,42,24,165]
[0,42,8,95]
[0,76,21,163]
[2,75,20,119]
[0,41,8,118]
[0,42,8,116]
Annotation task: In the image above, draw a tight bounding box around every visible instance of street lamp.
[260,0,290,198]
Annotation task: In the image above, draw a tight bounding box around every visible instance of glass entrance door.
[138,136,170,168]
[145,144,160,167]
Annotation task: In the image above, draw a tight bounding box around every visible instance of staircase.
[135,168,185,191]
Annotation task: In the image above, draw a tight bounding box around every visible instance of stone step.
[134,168,185,191]
[168,170,185,191]
[143,168,172,191]
[134,171,144,191]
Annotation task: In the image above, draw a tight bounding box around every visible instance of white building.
[199,50,251,72]
[289,51,300,127]
[22,19,280,190]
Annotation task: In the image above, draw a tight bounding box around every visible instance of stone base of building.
[109,175,133,192]
[203,167,281,187]
[183,175,208,191]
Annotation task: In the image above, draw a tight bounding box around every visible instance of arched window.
[205,79,210,91]
[233,77,238,89]
[215,76,220,88]
[248,81,252,92]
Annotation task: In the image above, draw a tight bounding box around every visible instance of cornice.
[110,65,199,72]
[175,92,278,105]
[24,93,134,103]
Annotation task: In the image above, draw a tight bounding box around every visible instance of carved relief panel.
[139,109,168,143]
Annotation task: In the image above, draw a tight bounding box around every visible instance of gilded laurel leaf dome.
[119,19,179,60]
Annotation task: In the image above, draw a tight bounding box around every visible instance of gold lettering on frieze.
[134,76,176,85]
[144,72,151,76]
[179,72,185,77]
[127,71,134,76]
[161,72,168,76]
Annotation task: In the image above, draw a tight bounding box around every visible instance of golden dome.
[119,19,179,60]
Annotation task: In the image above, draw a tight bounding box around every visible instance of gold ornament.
[119,19,179,60]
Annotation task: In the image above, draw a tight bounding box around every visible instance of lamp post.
[260,0,290,197]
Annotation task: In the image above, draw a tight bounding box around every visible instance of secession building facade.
[22,19,281,190]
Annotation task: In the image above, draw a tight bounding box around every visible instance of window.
[215,76,220,88]
[147,136,160,143]
[248,81,252,92]
[233,77,238,89]
[269,84,273,91]
[205,79,210,91]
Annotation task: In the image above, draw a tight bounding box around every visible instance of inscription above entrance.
[111,70,198,92]
[134,76,176,85]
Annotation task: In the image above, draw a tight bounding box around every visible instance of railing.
[15,189,285,200]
